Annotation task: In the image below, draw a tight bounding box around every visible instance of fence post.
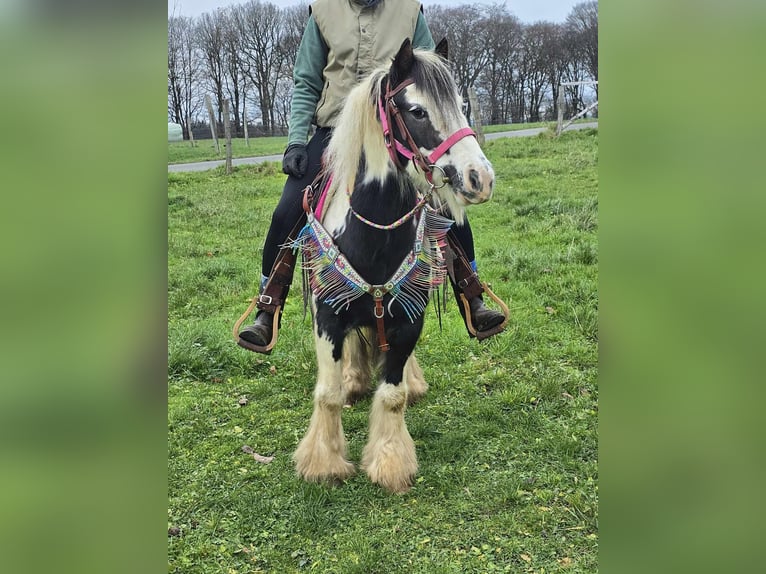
[223,99,233,175]
[557,80,598,136]
[243,93,249,147]
[186,114,195,147]
[467,87,485,146]
[204,94,220,154]
[556,86,565,135]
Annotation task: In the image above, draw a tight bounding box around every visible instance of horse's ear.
[391,38,415,85]
[435,37,448,60]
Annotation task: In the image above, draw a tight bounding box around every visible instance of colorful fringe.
[290,205,453,322]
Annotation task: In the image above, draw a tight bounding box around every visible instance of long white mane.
[323,68,389,202]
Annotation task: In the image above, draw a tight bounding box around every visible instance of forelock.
[409,49,460,111]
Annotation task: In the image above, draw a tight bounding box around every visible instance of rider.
[238,0,505,352]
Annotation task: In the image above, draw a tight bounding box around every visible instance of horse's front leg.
[293,315,354,483]
[404,353,428,405]
[342,328,373,405]
[362,321,422,493]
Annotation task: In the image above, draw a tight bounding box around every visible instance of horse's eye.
[408,106,428,120]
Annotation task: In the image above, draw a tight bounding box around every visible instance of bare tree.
[196,10,227,128]
[168,1,597,137]
[427,4,490,122]
[222,7,246,135]
[281,3,308,64]
[561,30,589,115]
[168,18,183,124]
[539,23,570,120]
[479,5,522,124]
[518,23,552,122]
[168,16,201,139]
[566,1,598,84]
[553,1,598,116]
[234,0,291,135]
[274,3,309,130]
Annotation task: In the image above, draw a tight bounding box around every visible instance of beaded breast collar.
[291,182,452,350]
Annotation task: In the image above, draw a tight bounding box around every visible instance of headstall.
[377,77,477,186]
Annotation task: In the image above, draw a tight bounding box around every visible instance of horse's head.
[381,38,495,222]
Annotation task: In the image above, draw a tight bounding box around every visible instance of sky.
[168,0,582,24]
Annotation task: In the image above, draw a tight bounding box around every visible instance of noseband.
[378,77,476,187]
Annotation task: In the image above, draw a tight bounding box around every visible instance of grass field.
[168,129,598,573]
[167,120,595,165]
[169,135,289,165]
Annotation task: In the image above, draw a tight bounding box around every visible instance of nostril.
[469,169,480,191]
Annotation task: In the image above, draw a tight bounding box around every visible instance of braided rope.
[348,193,430,230]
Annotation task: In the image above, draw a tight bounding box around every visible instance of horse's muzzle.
[458,163,494,204]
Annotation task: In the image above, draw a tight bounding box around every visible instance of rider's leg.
[448,217,506,338]
[238,128,333,353]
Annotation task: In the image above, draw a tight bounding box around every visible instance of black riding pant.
[260,127,477,277]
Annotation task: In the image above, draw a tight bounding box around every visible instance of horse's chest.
[336,224,415,285]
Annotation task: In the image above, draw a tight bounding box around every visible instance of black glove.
[282,143,309,179]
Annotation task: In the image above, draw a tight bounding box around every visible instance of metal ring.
[427,164,449,189]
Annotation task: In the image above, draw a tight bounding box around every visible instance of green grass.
[482,121,552,134]
[168,120,597,164]
[169,136,289,164]
[482,118,595,134]
[168,129,598,573]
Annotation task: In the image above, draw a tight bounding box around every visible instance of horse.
[291,38,495,493]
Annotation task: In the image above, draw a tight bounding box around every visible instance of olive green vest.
[310,0,423,128]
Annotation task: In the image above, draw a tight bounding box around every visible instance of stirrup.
[458,282,510,341]
[232,297,281,354]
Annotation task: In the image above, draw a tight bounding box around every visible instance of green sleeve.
[288,15,328,146]
[413,10,435,51]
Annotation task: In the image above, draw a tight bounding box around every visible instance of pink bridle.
[377,77,476,186]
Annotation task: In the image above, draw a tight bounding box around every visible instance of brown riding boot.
[236,260,293,354]
[468,295,506,334]
[235,199,312,355]
[445,229,508,341]
[238,310,274,348]
[450,277,508,341]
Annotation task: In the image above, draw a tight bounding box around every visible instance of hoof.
[293,443,355,484]
[362,437,418,494]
